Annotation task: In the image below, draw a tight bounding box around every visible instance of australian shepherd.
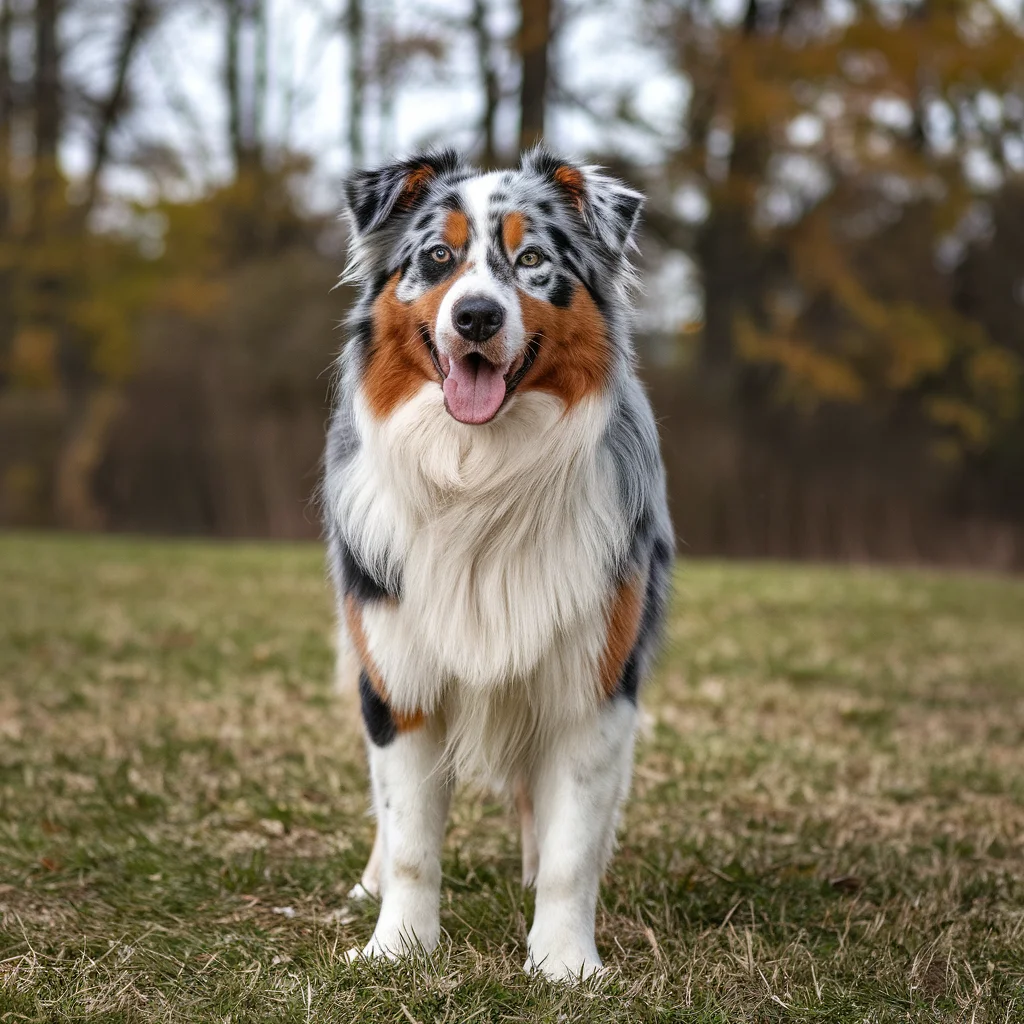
[322,147,672,981]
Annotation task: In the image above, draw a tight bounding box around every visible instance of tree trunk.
[33,0,61,234]
[517,0,550,152]
[0,0,11,233]
[83,0,152,215]
[0,0,12,384]
[54,386,124,530]
[224,0,266,178]
[225,0,244,173]
[346,0,364,166]
[471,0,499,167]
[254,0,268,150]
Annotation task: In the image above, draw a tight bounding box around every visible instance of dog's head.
[342,148,643,425]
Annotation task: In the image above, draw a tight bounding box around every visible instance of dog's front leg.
[525,699,637,981]
[349,715,450,961]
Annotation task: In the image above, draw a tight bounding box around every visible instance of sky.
[50,0,1024,337]
[60,0,689,213]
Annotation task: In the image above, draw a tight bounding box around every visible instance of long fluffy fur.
[320,147,673,980]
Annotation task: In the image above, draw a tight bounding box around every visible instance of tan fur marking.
[344,594,424,733]
[553,165,586,212]
[392,706,425,733]
[363,269,465,419]
[444,210,470,249]
[502,211,526,253]
[513,779,533,825]
[517,284,611,408]
[343,594,381,691]
[514,778,539,886]
[599,575,645,699]
[397,165,434,210]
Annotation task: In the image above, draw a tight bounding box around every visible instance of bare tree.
[82,0,154,214]
[517,0,550,152]
[0,0,11,233]
[345,0,364,165]
[0,0,12,388]
[28,0,164,527]
[470,0,499,167]
[33,0,61,232]
[224,0,268,175]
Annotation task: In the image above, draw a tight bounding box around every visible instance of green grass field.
[1,535,1023,1022]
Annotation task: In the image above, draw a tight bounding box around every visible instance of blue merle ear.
[343,148,467,237]
[522,148,645,256]
[341,149,469,283]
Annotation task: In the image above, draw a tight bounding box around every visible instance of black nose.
[452,295,505,343]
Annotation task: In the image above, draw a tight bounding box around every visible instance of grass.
[1,534,1023,1022]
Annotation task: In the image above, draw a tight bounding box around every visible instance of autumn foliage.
[1,0,1023,565]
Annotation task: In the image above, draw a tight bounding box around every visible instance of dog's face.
[342,149,643,425]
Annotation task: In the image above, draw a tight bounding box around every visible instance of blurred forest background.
[1,0,1023,567]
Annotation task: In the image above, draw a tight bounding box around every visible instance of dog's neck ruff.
[330,383,627,719]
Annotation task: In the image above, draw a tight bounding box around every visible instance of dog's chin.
[434,346,532,426]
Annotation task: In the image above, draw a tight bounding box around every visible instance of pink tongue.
[442,355,507,424]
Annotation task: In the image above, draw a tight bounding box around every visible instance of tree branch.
[82,0,154,215]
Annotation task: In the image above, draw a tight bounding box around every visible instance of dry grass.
[1,534,1023,1022]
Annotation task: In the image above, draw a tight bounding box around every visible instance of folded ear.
[343,149,467,237]
[522,148,644,255]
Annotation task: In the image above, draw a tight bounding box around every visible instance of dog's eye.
[517,249,544,268]
[430,246,452,264]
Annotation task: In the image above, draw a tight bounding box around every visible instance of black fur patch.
[642,537,672,636]
[360,670,397,746]
[547,225,579,262]
[613,536,672,705]
[339,536,399,602]
[344,148,468,235]
[549,275,574,308]
[419,250,457,288]
[615,651,641,705]
[523,147,563,181]
[350,314,374,348]
[613,193,643,224]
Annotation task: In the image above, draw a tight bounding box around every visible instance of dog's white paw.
[346,881,378,901]
[346,929,438,966]
[343,934,403,963]
[525,935,604,983]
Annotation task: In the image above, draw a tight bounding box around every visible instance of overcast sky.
[60,0,1024,211]
[53,0,1023,337]
[60,0,691,212]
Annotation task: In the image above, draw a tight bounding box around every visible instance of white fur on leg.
[515,780,539,888]
[525,700,637,982]
[348,824,382,900]
[333,621,360,695]
[346,723,450,962]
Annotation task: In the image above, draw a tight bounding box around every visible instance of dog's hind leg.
[514,779,539,888]
[348,823,382,900]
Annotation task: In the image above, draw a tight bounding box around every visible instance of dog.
[321,147,672,981]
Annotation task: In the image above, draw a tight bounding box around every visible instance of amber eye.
[431,246,452,263]
[517,248,544,268]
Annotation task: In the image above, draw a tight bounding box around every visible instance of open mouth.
[423,330,539,425]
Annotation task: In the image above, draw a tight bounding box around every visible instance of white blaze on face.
[434,173,527,425]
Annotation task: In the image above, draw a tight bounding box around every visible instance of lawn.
[1,534,1023,1022]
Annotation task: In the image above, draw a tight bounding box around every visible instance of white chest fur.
[329,384,627,758]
